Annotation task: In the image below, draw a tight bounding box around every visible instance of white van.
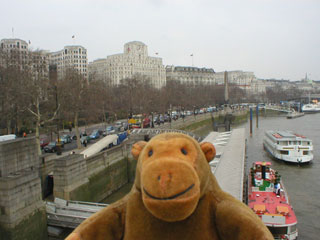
[0,134,17,142]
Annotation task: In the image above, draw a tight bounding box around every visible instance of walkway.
[202,128,246,201]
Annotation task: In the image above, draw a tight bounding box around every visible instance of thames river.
[240,113,320,240]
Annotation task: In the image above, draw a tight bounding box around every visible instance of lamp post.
[55,85,62,155]
[151,112,154,128]
[169,104,172,129]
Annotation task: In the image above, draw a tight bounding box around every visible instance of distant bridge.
[263,105,293,113]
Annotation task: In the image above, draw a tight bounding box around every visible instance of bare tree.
[59,68,89,149]
[22,50,59,155]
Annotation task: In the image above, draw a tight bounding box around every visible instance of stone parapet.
[54,154,88,200]
[0,137,38,177]
[0,170,43,226]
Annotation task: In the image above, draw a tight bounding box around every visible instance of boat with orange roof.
[248,161,298,240]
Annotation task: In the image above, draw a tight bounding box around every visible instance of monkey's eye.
[181,148,188,155]
[148,149,153,157]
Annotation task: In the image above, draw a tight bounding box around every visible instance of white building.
[214,71,256,92]
[0,38,50,76]
[88,58,108,82]
[166,65,216,85]
[49,45,88,79]
[89,41,166,88]
[166,67,258,94]
[0,38,29,68]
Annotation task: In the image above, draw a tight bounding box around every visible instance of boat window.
[289,141,292,145]
[280,150,289,155]
[293,141,297,145]
[303,151,309,155]
[268,226,288,235]
[297,141,301,145]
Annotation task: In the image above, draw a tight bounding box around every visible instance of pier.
[203,128,246,201]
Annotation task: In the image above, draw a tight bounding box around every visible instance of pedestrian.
[23,132,27,138]
[83,139,87,147]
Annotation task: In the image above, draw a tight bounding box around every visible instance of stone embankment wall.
[0,137,47,240]
[52,110,248,203]
[53,142,136,202]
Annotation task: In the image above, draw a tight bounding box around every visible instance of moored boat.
[286,110,304,119]
[263,130,313,163]
[301,103,320,113]
[248,162,298,240]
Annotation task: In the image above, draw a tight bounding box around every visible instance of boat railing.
[265,187,274,192]
[251,187,259,192]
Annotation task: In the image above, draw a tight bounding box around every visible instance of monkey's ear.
[131,141,147,160]
[200,142,216,162]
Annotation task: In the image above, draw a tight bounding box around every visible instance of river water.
[241,113,320,240]
[104,113,320,239]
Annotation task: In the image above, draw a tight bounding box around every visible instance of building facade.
[0,38,29,69]
[166,65,216,85]
[214,71,256,92]
[0,38,50,77]
[49,45,88,79]
[89,41,166,88]
[88,58,108,82]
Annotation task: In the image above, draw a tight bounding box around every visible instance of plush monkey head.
[131,133,216,222]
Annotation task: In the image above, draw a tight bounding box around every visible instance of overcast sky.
[1,0,319,81]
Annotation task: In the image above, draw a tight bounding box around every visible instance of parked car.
[60,134,72,144]
[44,141,64,153]
[0,134,17,142]
[114,121,123,131]
[142,117,151,128]
[122,122,129,131]
[40,138,49,149]
[70,132,88,140]
[90,129,100,140]
[103,126,116,136]
[80,135,91,145]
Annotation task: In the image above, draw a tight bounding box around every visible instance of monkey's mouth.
[143,184,195,200]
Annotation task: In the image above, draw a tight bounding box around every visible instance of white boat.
[301,103,320,113]
[263,130,313,163]
[286,110,304,119]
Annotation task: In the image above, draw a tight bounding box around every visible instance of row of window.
[2,44,28,49]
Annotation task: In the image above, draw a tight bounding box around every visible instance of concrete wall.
[53,143,133,202]
[0,137,48,240]
[53,154,89,200]
[0,137,38,177]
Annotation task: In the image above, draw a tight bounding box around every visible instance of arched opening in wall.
[44,172,54,199]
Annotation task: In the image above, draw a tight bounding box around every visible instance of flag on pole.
[190,54,193,56]
[155,52,159,55]
[28,40,31,44]
[72,35,75,38]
